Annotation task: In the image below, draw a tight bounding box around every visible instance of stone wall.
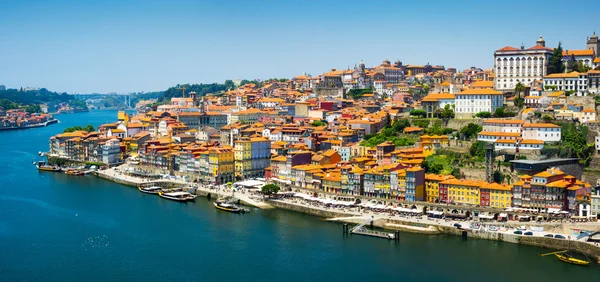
[446,118,482,131]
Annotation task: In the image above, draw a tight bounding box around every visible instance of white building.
[455,89,504,117]
[521,123,561,142]
[543,71,588,96]
[591,187,600,219]
[101,139,121,165]
[494,36,553,91]
[562,49,595,69]
[481,119,524,133]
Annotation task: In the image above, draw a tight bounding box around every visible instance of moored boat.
[36,161,61,172]
[554,253,590,266]
[213,199,249,213]
[158,191,197,201]
[65,169,84,176]
[139,186,163,194]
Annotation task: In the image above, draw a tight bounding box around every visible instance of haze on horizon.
[0,0,596,93]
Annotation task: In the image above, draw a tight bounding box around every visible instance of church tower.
[587,32,599,58]
[536,35,545,47]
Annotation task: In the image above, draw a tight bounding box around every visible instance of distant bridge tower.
[485,143,495,183]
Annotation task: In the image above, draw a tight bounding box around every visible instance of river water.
[0,110,598,281]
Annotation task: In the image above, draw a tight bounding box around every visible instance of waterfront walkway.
[96,166,272,209]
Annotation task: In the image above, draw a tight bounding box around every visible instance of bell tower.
[587,32,599,58]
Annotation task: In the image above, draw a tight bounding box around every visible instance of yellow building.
[486,182,512,208]
[425,174,455,203]
[322,173,342,194]
[208,146,234,184]
[443,179,485,206]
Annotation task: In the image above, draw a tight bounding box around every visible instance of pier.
[349,220,398,240]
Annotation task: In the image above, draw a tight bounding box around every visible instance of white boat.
[158,191,197,201]
[139,186,163,194]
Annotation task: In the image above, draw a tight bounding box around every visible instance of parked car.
[524,231,533,236]
[453,223,462,228]
[554,234,566,239]
[514,230,523,235]
[544,234,554,238]
[517,226,527,230]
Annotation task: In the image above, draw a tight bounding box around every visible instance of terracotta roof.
[458,89,503,95]
[478,131,521,137]
[519,139,544,145]
[522,123,560,128]
[562,49,594,56]
[497,46,518,51]
[544,71,580,79]
[483,119,524,124]
[470,80,494,88]
[403,126,423,133]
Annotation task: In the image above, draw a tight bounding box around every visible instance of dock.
[349,222,397,240]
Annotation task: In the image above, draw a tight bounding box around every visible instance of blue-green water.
[0,110,598,281]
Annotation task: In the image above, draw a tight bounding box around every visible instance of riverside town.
[4,3,600,279]
[37,32,600,267]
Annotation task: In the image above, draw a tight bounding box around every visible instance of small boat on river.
[139,186,163,194]
[213,199,249,213]
[65,169,84,176]
[36,161,61,172]
[158,191,197,202]
[554,252,590,266]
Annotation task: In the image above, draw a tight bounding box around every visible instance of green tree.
[547,42,565,75]
[460,123,482,139]
[542,114,554,122]
[469,141,487,160]
[493,107,517,118]
[560,123,594,166]
[514,82,525,99]
[434,104,455,119]
[310,120,327,127]
[409,109,427,118]
[24,104,41,114]
[566,54,578,73]
[422,155,454,175]
[64,124,95,133]
[475,111,492,118]
[261,184,280,196]
[577,60,590,73]
[392,119,411,132]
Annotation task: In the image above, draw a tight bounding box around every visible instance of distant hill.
[0,88,87,112]
[160,80,235,102]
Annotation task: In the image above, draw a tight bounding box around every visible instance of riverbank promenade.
[96,166,272,209]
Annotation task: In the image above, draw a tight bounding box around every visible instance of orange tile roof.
[562,49,594,56]
[544,71,580,79]
[520,139,544,145]
[483,119,524,124]
[497,46,519,51]
[470,80,494,88]
[495,139,517,144]
[478,131,521,137]
[403,126,423,133]
[458,89,503,95]
[522,123,560,128]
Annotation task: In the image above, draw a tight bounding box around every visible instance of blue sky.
[0,0,596,93]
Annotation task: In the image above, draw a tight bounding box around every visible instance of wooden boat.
[158,191,197,202]
[554,253,590,266]
[36,161,61,172]
[138,186,163,194]
[213,199,249,213]
[65,169,84,176]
